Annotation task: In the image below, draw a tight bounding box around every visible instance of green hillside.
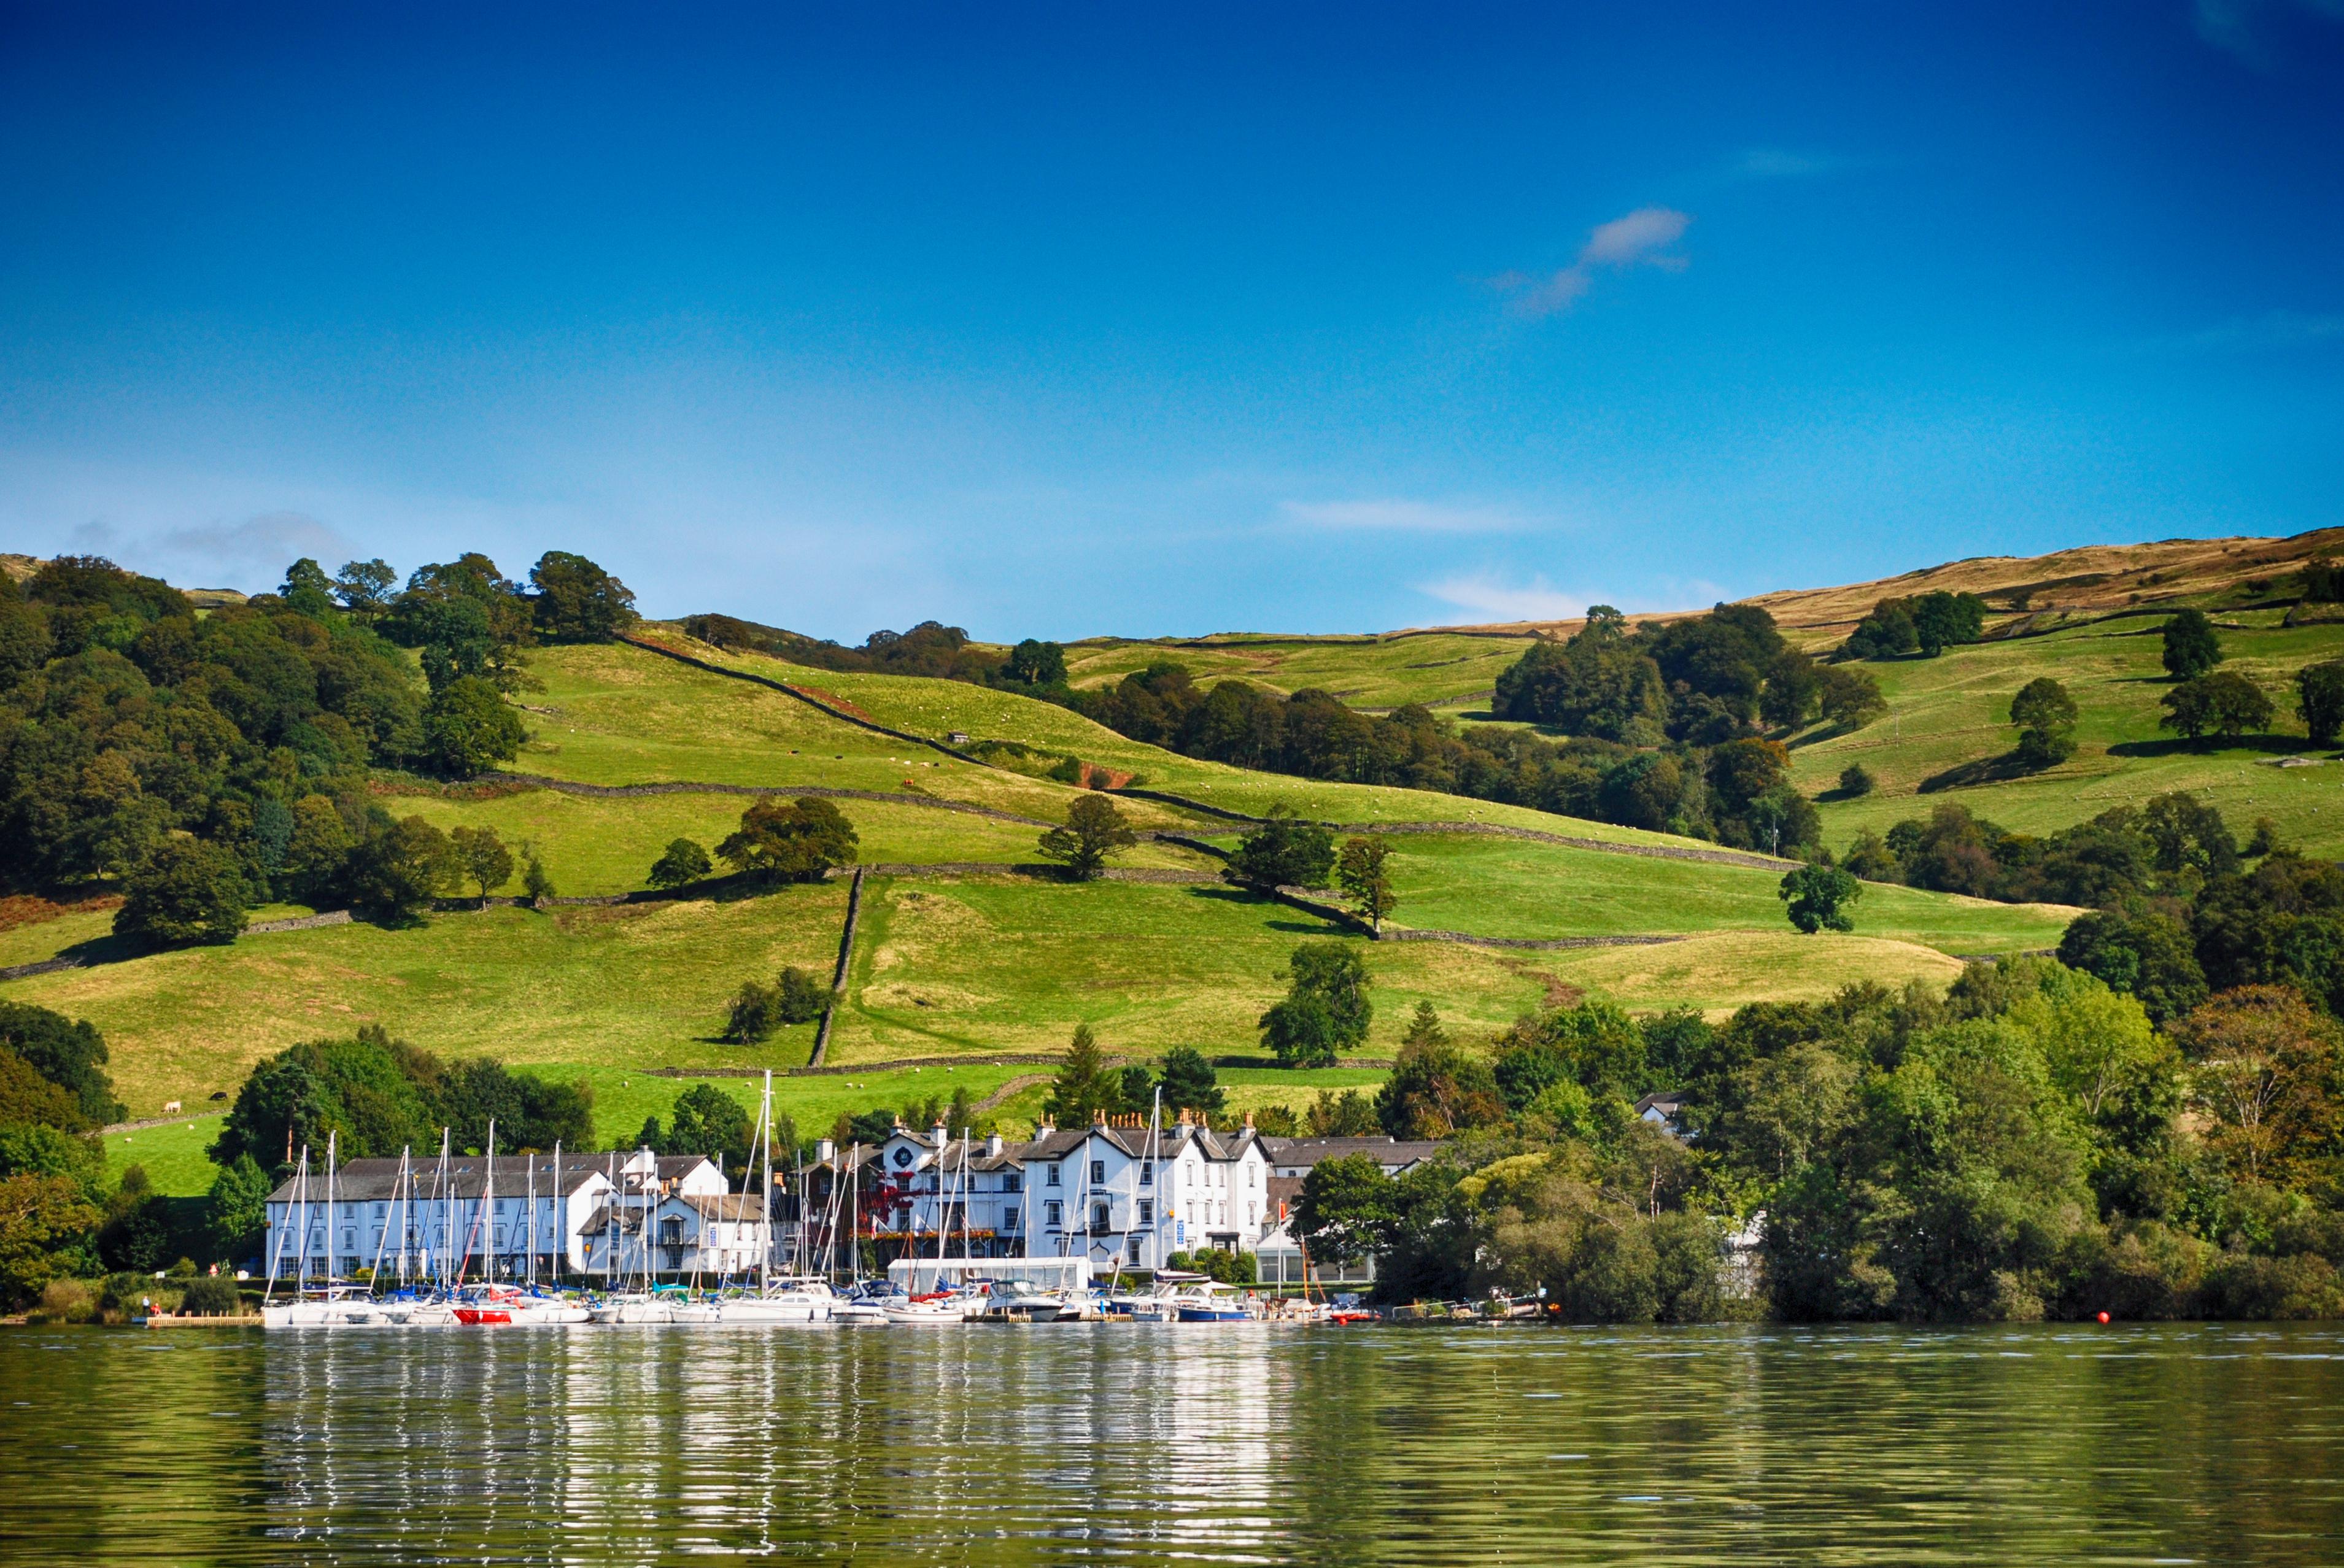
[1789,609,2344,855]
[1061,630,1534,710]
[2,625,2075,1202]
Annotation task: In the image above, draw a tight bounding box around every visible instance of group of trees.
[1,1003,601,1305]
[1294,956,2344,1321]
[1499,604,1882,743]
[209,1025,595,1176]
[1839,792,2253,911]
[679,613,1058,692]
[726,966,830,1044]
[1037,1025,1230,1127]
[1841,591,1989,660]
[1052,607,1860,855]
[0,550,637,949]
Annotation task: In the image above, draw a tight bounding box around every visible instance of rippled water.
[4,1321,2343,1565]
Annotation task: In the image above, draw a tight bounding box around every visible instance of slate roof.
[266,1153,714,1206]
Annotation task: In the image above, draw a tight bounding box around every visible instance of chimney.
[1039,1114,1054,1132]
[816,1138,836,1164]
[988,1132,1004,1157]
[932,1121,948,1153]
[1243,1111,1255,1130]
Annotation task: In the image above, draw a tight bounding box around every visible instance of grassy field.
[1059,630,1537,710]
[6,611,2139,1211]
[1368,833,2078,953]
[657,629,1709,846]
[11,891,853,1118]
[1790,612,2344,855]
[389,788,1211,897]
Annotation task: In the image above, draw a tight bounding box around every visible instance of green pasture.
[1370,833,2078,954]
[1792,614,2344,855]
[1059,630,1536,710]
[518,642,1112,825]
[662,628,1703,846]
[390,789,1212,897]
[8,890,853,1118]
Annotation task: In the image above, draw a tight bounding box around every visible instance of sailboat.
[715,1073,837,1324]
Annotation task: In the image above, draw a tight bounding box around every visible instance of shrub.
[180,1275,242,1316]
[1837,763,1875,797]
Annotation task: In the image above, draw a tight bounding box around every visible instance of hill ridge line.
[616,633,996,765]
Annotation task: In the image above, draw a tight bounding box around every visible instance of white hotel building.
[806,1112,1275,1272]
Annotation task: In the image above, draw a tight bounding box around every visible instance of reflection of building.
[1253,1135,1446,1288]
[263,1151,729,1281]
[792,1112,1274,1272]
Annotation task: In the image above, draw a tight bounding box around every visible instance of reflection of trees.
[13,1323,2344,1560]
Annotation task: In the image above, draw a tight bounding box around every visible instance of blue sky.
[2,2,2340,641]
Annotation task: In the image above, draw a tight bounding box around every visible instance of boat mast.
[433,1128,451,1291]
[295,1145,311,1296]
[546,1140,561,1288]
[370,1144,406,1284]
[324,1130,338,1284]
[525,1141,536,1288]
[760,1071,774,1292]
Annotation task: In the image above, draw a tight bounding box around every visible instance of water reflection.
[1,1323,2341,1565]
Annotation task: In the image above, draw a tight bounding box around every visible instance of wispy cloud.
[2195,0,2344,69]
[1418,573,1596,622]
[69,510,357,589]
[1492,206,1692,317]
[1281,498,1518,534]
[1733,147,1845,179]
[2168,310,2344,351]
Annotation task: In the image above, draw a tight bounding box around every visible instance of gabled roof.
[266,1153,717,1206]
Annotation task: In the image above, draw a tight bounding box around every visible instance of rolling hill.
[36,525,2344,1198]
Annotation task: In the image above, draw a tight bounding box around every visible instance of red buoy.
[2097,1311,2111,1324]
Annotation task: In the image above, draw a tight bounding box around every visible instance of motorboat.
[1172,1281,1255,1323]
[716,1278,838,1324]
[976,1278,1083,1323]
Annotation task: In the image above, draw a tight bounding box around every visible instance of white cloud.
[65,510,357,589]
[2176,310,2344,350]
[1418,573,1598,622]
[1495,206,1692,317]
[1281,498,1517,534]
[1734,147,1839,179]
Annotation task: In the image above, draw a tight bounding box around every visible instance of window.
[1129,1235,1143,1262]
[1004,1173,1022,1194]
[1139,1199,1153,1226]
[1046,1164,1060,1187]
[1044,1201,1062,1227]
[1003,1207,1019,1231]
[372,1203,385,1220]
[1140,1161,1153,1186]
[1093,1202,1111,1230]
[1247,1165,1257,1189]
[1089,1160,1105,1184]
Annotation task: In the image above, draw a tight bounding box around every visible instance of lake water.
[2,1321,2342,1565]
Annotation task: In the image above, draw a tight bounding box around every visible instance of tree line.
[0,549,638,949]
[1294,953,2344,1322]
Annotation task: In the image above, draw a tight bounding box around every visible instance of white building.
[800,1111,1275,1273]
[263,1149,732,1284]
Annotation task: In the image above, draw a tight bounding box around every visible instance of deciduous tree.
[1035,794,1136,881]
